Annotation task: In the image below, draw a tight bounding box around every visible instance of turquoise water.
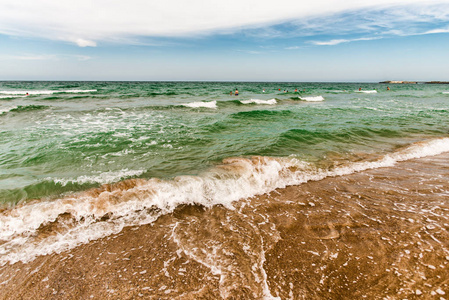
[1,81,449,205]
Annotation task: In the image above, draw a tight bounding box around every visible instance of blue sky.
[1,0,449,81]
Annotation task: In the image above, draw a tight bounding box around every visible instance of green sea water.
[1,81,449,205]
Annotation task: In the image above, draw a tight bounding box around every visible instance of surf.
[1,137,449,266]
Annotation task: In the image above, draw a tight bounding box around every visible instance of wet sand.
[1,154,449,299]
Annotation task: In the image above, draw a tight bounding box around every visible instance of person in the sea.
[294,88,298,92]
[26,93,29,96]
[263,89,265,93]
[387,86,390,91]
[235,88,239,96]
[230,91,233,96]
[359,87,362,91]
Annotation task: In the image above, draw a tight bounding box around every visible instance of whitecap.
[240,99,277,105]
[181,101,217,108]
[356,90,377,94]
[298,96,324,102]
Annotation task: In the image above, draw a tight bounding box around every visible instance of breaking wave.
[180,101,217,108]
[1,137,449,265]
[298,96,324,102]
[240,99,277,105]
[356,90,377,94]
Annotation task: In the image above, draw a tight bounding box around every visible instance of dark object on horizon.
[425,81,449,84]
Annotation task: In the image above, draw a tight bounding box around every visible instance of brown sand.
[1,154,448,299]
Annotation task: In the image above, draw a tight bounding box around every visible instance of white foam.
[298,96,324,102]
[48,169,146,186]
[1,137,449,265]
[240,99,277,105]
[443,92,449,94]
[181,100,217,108]
[0,89,97,95]
[356,90,377,94]
[63,89,97,93]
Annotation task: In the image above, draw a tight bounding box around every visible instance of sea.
[0,81,448,299]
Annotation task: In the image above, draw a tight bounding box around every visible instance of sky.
[1,0,449,81]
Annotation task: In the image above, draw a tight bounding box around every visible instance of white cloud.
[310,37,380,46]
[0,0,446,47]
[74,39,97,47]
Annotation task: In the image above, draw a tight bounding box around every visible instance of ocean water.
[1,81,449,298]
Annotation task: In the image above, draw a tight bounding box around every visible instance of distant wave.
[1,105,49,114]
[0,95,27,99]
[240,99,277,105]
[180,101,217,108]
[356,90,377,94]
[0,106,18,115]
[2,137,449,266]
[298,96,324,102]
[0,89,97,95]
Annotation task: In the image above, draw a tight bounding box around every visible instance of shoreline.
[1,153,449,299]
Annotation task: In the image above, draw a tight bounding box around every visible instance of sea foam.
[1,137,449,265]
[0,89,97,95]
[181,101,217,108]
[240,99,277,105]
[356,90,377,94]
[298,96,324,102]
[49,169,146,186]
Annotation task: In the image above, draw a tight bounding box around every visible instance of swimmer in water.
[235,89,239,96]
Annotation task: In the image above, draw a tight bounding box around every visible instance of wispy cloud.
[310,37,381,46]
[0,0,446,47]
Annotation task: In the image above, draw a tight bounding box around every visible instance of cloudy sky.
[1,0,449,81]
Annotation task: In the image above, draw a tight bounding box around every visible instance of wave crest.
[298,96,324,102]
[180,101,217,108]
[240,99,277,105]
